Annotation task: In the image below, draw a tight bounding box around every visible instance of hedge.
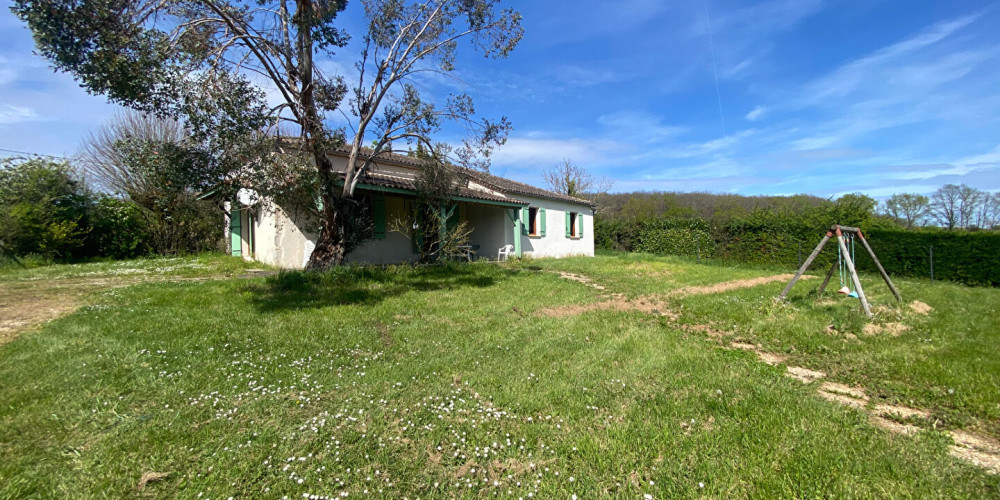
[855,230,1000,286]
[595,217,1000,286]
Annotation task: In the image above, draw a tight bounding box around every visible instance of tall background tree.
[12,0,522,269]
[542,159,612,198]
[883,193,929,229]
[79,111,222,254]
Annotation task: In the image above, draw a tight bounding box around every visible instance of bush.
[0,158,91,259]
[88,197,152,258]
[636,218,715,257]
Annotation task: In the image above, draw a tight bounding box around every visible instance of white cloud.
[745,105,766,122]
[0,104,40,124]
[492,136,622,167]
[803,12,984,103]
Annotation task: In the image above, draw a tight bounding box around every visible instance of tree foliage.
[541,159,612,198]
[13,0,523,269]
[0,157,91,259]
[929,184,997,229]
[883,193,929,229]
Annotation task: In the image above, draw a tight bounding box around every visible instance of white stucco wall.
[229,177,593,267]
[249,202,319,269]
[516,195,594,259]
[465,203,512,261]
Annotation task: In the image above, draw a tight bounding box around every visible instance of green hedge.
[855,230,1000,286]
[636,218,715,257]
[595,216,1000,286]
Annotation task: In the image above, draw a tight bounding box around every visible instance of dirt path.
[545,269,1000,475]
[537,271,807,319]
[728,339,1000,474]
[667,273,814,297]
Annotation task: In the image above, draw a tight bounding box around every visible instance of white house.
[225,148,595,268]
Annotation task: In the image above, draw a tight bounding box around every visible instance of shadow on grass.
[242,262,514,312]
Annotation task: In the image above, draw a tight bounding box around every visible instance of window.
[521,206,546,237]
[566,211,584,238]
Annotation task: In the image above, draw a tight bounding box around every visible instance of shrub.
[0,158,91,259]
[88,197,152,258]
[636,218,715,257]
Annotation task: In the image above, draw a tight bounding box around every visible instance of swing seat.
[847,291,859,298]
[837,286,851,295]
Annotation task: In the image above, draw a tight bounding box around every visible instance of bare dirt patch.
[729,341,788,366]
[536,294,679,320]
[946,430,1000,475]
[949,430,1000,454]
[909,301,933,315]
[785,366,826,383]
[137,471,170,491]
[818,390,867,409]
[667,273,814,298]
[821,382,868,400]
[873,404,929,421]
[554,271,606,291]
[863,322,910,337]
[870,415,923,436]
[949,447,1000,475]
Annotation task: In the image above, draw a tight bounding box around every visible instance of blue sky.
[2,0,999,197]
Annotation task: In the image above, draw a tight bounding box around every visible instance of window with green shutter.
[564,211,584,238]
[539,208,546,237]
[521,207,529,235]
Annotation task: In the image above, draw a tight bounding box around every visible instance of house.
[225,148,595,268]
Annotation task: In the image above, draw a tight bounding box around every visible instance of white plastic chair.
[497,244,514,261]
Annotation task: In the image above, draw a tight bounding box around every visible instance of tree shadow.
[242,263,513,313]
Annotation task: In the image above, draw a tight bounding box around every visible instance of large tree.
[541,158,612,198]
[883,193,929,229]
[12,0,522,269]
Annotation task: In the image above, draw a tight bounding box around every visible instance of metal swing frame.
[778,225,902,318]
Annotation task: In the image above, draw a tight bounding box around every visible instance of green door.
[230,209,242,256]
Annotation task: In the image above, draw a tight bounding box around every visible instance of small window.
[566,211,583,238]
[528,207,539,235]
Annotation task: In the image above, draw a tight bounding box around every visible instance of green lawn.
[1,254,998,498]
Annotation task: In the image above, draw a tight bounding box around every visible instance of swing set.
[778,225,901,318]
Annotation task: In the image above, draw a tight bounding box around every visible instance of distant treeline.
[592,190,999,286]
[593,183,1000,230]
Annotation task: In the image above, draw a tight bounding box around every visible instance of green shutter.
[539,208,546,237]
[373,196,386,239]
[565,212,571,238]
[578,213,584,237]
[229,209,242,256]
[521,207,529,235]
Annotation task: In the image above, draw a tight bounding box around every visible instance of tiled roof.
[354,170,526,206]
[461,169,594,207]
[327,146,594,208]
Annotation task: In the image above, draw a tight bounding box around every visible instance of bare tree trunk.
[305,144,353,270]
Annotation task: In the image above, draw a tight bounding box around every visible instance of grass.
[0,254,998,498]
